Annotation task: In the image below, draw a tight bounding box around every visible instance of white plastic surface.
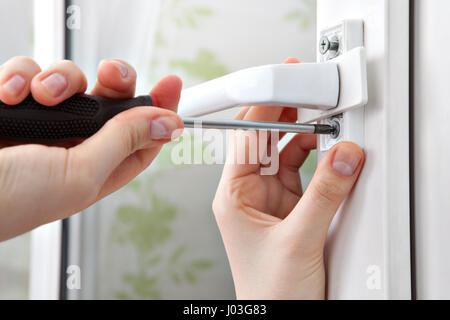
[314,21,367,150]
[316,1,411,300]
[299,47,368,123]
[319,109,364,152]
[413,0,450,299]
[178,62,339,117]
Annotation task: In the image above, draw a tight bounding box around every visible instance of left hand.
[213,58,365,300]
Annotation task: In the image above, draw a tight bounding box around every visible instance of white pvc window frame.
[28,0,66,300]
[317,0,411,299]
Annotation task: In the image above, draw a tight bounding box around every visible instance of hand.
[213,58,365,300]
[0,56,183,241]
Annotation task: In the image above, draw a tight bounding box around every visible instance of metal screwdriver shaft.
[0,94,338,143]
[182,118,337,135]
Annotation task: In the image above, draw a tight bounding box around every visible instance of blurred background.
[0,0,317,299]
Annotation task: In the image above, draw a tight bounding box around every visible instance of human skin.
[0,56,364,300]
[213,58,365,300]
[0,56,184,241]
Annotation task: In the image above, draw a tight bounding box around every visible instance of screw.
[319,36,339,55]
[327,115,342,139]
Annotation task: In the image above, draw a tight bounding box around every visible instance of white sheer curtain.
[71,0,161,93]
[0,0,317,301]
[0,0,34,300]
[65,0,316,300]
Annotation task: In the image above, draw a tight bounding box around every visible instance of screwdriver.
[0,94,337,143]
[183,118,336,135]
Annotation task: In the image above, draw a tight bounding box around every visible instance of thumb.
[283,142,364,244]
[69,106,183,190]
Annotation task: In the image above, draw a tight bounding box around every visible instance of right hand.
[0,56,184,241]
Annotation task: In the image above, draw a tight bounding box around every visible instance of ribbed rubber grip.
[0,94,153,143]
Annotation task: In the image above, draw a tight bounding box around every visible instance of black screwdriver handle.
[0,94,153,143]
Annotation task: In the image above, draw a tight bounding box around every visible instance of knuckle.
[55,59,78,69]
[212,195,231,227]
[52,60,84,77]
[123,123,141,153]
[8,56,35,66]
[212,197,222,217]
[212,189,229,222]
[311,178,345,205]
[110,116,142,154]
[2,56,40,75]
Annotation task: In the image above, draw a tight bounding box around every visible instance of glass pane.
[67,0,317,299]
[0,0,34,300]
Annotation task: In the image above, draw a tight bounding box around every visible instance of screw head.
[319,36,340,56]
[319,36,330,54]
[329,118,341,139]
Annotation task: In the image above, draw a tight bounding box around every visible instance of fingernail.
[110,60,128,78]
[41,73,68,97]
[2,74,26,96]
[332,146,362,177]
[150,116,180,140]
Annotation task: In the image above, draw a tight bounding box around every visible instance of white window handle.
[178,47,367,118]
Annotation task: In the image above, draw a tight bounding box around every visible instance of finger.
[282,142,364,246]
[284,57,301,64]
[277,59,300,140]
[222,105,284,179]
[69,107,184,199]
[0,56,41,105]
[31,60,87,106]
[234,106,250,120]
[96,73,184,197]
[277,107,298,141]
[279,107,298,123]
[223,57,301,179]
[150,74,182,112]
[278,133,317,195]
[278,58,300,140]
[90,59,137,99]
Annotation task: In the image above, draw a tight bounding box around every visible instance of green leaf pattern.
[111,0,316,300]
[284,0,316,30]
